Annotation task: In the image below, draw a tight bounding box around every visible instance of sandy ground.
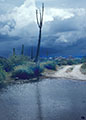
[46,64,86,80]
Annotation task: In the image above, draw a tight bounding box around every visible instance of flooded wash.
[0,78,86,120]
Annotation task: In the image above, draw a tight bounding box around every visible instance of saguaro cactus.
[21,44,24,55]
[13,48,15,56]
[31,47,33,60]
[35,3,44,62]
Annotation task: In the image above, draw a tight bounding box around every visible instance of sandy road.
[51,64,86,80]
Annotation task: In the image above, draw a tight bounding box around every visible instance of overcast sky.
[0,0,86,50]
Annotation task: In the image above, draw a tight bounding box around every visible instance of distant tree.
[35,3,44,62]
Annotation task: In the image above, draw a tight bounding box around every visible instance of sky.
[0,0,86,56]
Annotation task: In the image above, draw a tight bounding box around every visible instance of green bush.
[80,63,86,74]
[74,58,82,64]
[81,63,86,69]
[12,66,33,79]
[81,56,86,63]
[0,57,13,72]
[41,61,57,70]
[67,59,75,65]
[55,58,82,66]
[30,64,44,76]
[12,63,44,80]
[56,60,68,66]
[0,67,6,82]
[8,55,30,67]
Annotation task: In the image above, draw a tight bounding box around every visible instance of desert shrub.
[8,55,30,67]
[59,60,67,65]
[81,56,86,63]
[12,63,44,80]
[80,63,86,74]
[55,59,68,66]
[30,64,44,76]
[41,61,57,70]
[81,63,86,69]
[0,57,12,72]
[67,59,75,65]
[75,58,82,64]
[12,66,34,79]
[55,58,81,66]
[0,67,6,82]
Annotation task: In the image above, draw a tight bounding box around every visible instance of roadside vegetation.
[0,55,57,84]
[80,56,86,75]
[80,63,86,75]
[12,63,44,80]
[55,58,82,66]
[40,61,57,70]
[0,55,85,84]
[0,66,7,87]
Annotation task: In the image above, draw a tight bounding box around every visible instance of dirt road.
[51,64,86,80]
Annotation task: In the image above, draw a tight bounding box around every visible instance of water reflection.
[36,82,43,120]
[0,78,86,120]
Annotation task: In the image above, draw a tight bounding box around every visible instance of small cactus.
[13,48,15,56]
[21,44,24,55]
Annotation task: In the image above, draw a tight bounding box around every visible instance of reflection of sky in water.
[0,78,86,120]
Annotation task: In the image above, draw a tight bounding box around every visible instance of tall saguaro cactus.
[35,3,44,62]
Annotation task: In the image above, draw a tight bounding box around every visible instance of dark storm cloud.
[47,17,78,34]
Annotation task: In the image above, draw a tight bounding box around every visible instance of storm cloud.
[0,0,86,56]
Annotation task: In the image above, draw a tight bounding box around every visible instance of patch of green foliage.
[55,59,68,66]
[41,61,57,70]
[67,59,76,65]
[0,66,6,82]
[1,54,83,82]
[81,63,86,69]
[8,55,30,67]
[80,63,86,74]
[0,57,13,72]
[81,56,86,63]
[55,58,82,66]
[11,63,44,80]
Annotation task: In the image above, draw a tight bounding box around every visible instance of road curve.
[52,64,86,80]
